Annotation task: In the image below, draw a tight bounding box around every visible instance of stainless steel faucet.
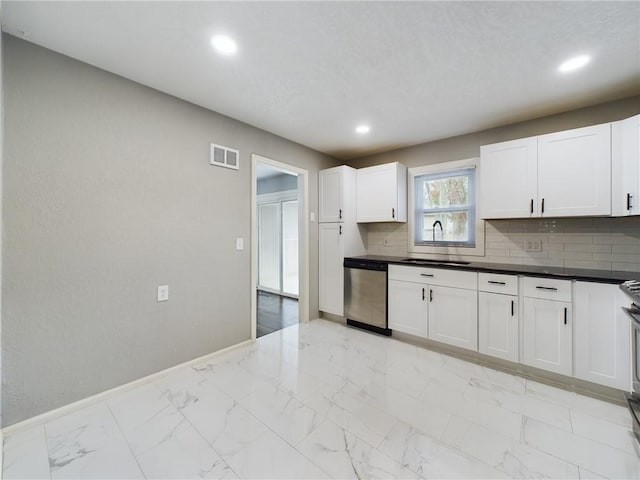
[432,220,443,241]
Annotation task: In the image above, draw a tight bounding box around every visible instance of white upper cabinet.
[357,162,407,223]
[612,114,640,216]
[319,166,346,223]
[480,137,538,219]
[574,282,631,390]
[538,123,611,217]
[480,122,613,219]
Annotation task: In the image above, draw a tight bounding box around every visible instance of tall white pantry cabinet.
[318,166,366,316]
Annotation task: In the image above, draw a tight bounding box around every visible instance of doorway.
[251,155,309,340]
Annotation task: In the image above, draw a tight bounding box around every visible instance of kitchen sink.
[402,258,471,265]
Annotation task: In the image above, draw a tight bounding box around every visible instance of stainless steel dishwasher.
[343,259,391,336]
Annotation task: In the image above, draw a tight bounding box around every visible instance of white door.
[538,124,611,217]
[319,223,343,316]
[258,203,280,291]
[319,168,343,223]
[281,200,299,296]
[357,164,397,222]
[574,282,631,390]
[388,280,428,338]
[428,286,478,351]
[479,137,538,218]
[523,298,572,376]
[478,292,519,362]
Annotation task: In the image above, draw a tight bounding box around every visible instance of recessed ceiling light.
[211,35,238,56]
[558,55,591,73]
[355,125,370,134]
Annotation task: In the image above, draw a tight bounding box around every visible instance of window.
[408,158,484,256]
[414,167,476,247]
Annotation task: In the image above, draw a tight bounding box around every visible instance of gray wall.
[347,96,640,169]
[257,173,298,195]
[347,96,640,268]
[1,35,336,426]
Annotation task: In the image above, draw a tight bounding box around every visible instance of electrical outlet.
[383,239,392,247]
[157,285,169,302]
[525,239,542,252]
[236,237,244,251]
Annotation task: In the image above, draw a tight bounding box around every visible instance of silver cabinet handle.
[420,273,434,277]
[488,281,506,285]
[392,207,395,219]
[536,286,557,291]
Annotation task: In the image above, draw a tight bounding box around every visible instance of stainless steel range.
[620,280,640,454]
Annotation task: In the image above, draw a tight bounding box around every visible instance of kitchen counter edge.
[344,255,639,285]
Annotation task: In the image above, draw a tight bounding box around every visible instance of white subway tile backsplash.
[612,244,640,254]
[548,234,594,244]
[564,243,611,253]
[612,262,640,272]
[365,217,640,272]
[564,260,613,270]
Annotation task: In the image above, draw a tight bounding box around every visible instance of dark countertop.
[344,255,640,284]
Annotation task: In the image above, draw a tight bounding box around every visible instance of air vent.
[210,143,239,170]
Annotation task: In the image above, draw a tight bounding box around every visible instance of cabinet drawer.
[523,277,572,302]
[388,265,477,290]
[478,273,518,295]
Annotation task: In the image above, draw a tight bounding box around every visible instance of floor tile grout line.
[104,402,148,480]
[158,385,242,480]
[522,413,640,462]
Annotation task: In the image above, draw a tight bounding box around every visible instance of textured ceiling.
[3,1,639,159]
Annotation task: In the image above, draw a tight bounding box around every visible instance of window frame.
[414,167,476,247]
[408,158,485,257]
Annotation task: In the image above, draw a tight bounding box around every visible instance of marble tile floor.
[3,318,639,479]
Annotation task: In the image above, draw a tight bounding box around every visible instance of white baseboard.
[1,339,253,437]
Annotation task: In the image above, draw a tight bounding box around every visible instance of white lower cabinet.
[574,282,631,390]
[523,298,572,376]
[478,292,519,362]
[318,223,344,316]
[428,286,478,351]
[388,280,428,337]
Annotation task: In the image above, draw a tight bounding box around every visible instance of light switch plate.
[157,285,169,302]
[236,237,244,251]
[310,212,315,222]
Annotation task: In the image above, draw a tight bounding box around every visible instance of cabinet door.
[319,223,343,315]
[478,292,519,362]
[574,282,631,390]
[523,298,572,376]
[479,137,538,218]
[612,115,640,216]
[388,280,428,337]
[538,124,611,217]
[428,286,478,351]
[319,168,343,223]
[357,164,398,222]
